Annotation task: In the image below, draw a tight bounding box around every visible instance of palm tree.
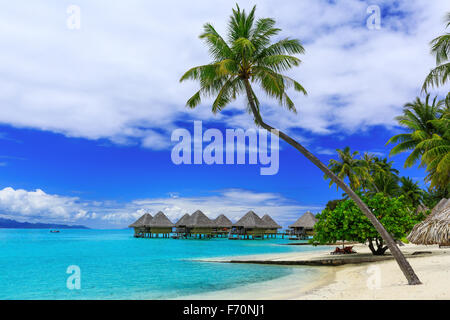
[387,94,443,167]
[367,157,400,197]
[325,147,365,190]
[422,12,450,95]
[180,5,421,284]
[399,177,424,208]
[360,152,386,193]
[371,173,399,197]
[416,111,450,193]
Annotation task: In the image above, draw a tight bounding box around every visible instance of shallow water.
[0,229,324,299]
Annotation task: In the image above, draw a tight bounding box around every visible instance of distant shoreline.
[0,217,89,229]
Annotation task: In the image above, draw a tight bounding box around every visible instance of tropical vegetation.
[314,193,422,255]
[387,94,449,198]
[180,4,421,284]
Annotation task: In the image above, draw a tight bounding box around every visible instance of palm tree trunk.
[243,79,421,285]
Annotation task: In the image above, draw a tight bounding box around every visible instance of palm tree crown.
[180,5,307,118]
[386,94,443,167]
[325,147,365,190]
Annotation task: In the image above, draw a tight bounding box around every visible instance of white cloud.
[315,147,336,155]
[0,187,82,221]
[0,0,448,149]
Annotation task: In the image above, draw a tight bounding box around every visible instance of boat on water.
[49,230,60,233]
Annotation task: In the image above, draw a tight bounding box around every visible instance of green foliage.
[324,148,427,207]
[324,147,366,190]
[180,4,307,121]
[387,94,449,192]
[386,95,443,167]
[325,199,344,211]
[399,177,424,208]
[417,110,450,191]
[313,193,421,255]
[422,187,450,208]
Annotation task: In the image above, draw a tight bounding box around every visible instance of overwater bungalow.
[147,211,174,238]
[288,211,318,240]
[186,210,215,238]
[213,214,233,237]
[231,210,269,239]
[175,213,191,237]
[128,213,153,238]
[261,214,282,238]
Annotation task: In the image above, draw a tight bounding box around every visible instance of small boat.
[50,230,60,233]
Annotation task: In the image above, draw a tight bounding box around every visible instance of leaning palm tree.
[180,5,420,285]
[325,147,365,190]
[387,95,443,167]
[422,12,450,96]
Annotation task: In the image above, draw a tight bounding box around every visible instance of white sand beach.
[183,244,450,300]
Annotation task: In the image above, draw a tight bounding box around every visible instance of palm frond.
[257,38,305,59]
[200,23,233,61]
[422,62,450,92]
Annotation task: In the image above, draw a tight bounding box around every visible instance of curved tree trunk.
[243,79,421,285]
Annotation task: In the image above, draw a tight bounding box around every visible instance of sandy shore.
[182,244,450,300]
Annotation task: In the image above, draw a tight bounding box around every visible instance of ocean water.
[0,229,326,299]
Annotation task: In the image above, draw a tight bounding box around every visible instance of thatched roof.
[128,213,152,228]
[289,211,317,229]
[214,214,233,228]
[187,210,215,228]
[261,214,282,229]
[148,211,174,227]
[175,213,191,227]
[233,210,269,228]
[408,198,450,245]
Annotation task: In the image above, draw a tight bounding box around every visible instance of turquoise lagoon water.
[0,229,326,299]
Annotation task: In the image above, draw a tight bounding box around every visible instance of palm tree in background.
[416,109,450,193]
[387,95,443,167]
[367,157,400,197]
[180,5,421,284]
[399,177,424,208]
[422,12,450,97]
[325,147,365,190]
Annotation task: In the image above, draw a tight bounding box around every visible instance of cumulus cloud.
[0,1,448,149]
[0,187,84,221]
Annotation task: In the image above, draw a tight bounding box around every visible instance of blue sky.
[0,0,448,228]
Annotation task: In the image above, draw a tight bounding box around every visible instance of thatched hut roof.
[408,198,449,245]
[289,211,317,229]
[175,213,191,227]
[187,210,215,228]
[233,210,269,228]
[148,211,174,227]
[128,213,152,228]
[261,214,282,229]
[214,214,233,228]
